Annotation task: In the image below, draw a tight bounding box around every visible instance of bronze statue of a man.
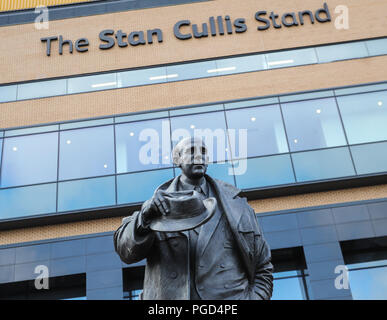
[114,137,273,299]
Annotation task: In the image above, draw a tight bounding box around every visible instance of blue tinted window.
[117,169,174,204]
[281,98,347,152]
[348,260,387,300]
[365,38,387,56]
[316,42,368,63]
[215,54,267,75]
[59,126,115,180]
[0,133,58,188]
[0,139,2,169]
[337,91,387,144]
[166,61,217,82]
[0,183,56,219]
[58,176,115,212]
[205,162,235,186]
[235,154,295,189]
[115,119,172,173]
[118,67,167,87]
[292,147,355,182]
[170,111,230,163]
[272,277,305,300]
[266,48,317,69]
[351,142,387,175]
[226,104,288,158]
[18,79,66,100]
[68,73,117,94]
[0,85,17,103]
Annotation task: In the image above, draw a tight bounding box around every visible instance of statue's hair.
[172,137,207,166]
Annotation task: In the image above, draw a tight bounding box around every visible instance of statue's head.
[172,137,209,180]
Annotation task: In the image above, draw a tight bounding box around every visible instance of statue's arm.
[113,201,156,264]
[252,233,274,300]
[249,207,274,300]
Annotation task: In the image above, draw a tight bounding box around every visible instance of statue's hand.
[142,190,170,224]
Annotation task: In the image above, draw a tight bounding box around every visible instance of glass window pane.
[205,161,235,186]
[0,139,2,169]
[292,147,355,182]
[59,126,115,180]
[348,263,387,300]
[170,111,229,162]
[118,67,167,87]
[175,161,236,186]
[60,118,113,130]
[365,38,387,56]
[266,48,317,69]
[215,54,267,75]
[272,277,305,300]
[235,154,295,189]
[225,97,279,110]
[226,104,288,158]
[5,125,59,137]
[68,73,117,94]
[0,183,57,219]
[281,98,347,152]
[166,61,217,82]
[351,142,387,175]
[18,79,66,100]
[0,85,17,103]
[115,119,172,174]
[58,176,115,212]
[337,91,387,144]
[117,169,174,204]
[0,133,58,188]
[316,42,368,63]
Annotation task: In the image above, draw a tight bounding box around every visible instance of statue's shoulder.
[207,175,241,198]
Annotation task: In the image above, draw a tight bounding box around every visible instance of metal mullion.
[113,119,118,205]
[222,104,237,187]
[333,94,358,175]
[278,100,298,183]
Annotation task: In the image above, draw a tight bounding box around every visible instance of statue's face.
[178,141,209,179]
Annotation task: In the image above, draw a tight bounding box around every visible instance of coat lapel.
[196,201,222,258]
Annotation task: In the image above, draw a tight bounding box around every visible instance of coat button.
[224,283,230,289]
[170,272,177,279]
[220,263,225,268]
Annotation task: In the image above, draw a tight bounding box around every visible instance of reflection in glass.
[0,85,17,103]
[58,176,115,212]
[59,126,115,180]
[351,142,387,175]
[365,38,387,56]
[337,91,387,144]
[18,79,66,100]
[316,42,369,63]
[292,147,355,182]
[281,98,347,152]
[348,259,387,300]
[272,273,305,300]
[266,48,317,69]
[166,61,217,82]
[115,119,172,173]
[117,169,174,204]
[0,132,58,188]
[118,67,167,87]
[215,54,267,75]
[68,73,117,94]
[170,111,230,163]
[235,154,295,189]
[0,183,57,219]
[226,104,288,158]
